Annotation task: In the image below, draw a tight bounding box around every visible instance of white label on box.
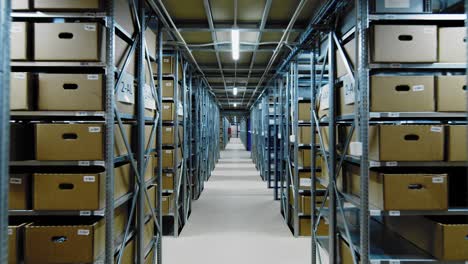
[166,173,172,177]
[385,0,410,8]
[300,178,312,187]
[89,126,101,133]
[389,210,400,216]
[94,161,105,166]
[177,102,184,116]
[423,27,436,35]
[431,126,442,133]
[370,210,381,216]
[258,105,262,109]
[319,85,330,109]
[13,72,26,80]
[87,74,99,80]
[79,211,92,216]
[163,58,170,63]
[10,178,22,185]
[10,24,22,33]
[77,111,88,116]
[94,209,105,215]
[8,229,12,235]
[349,142,362,156]
[290,135,295,143]
[389,261,401,264]
[84,24,96,31]
[388,112,400,118]
[163,105,170,110]
[165,150,171,154]
[343,75,355,105]
[165,82,171,86]
[369,161,381,167]
[386,161,398,167]
[79,161,91,166]
[412,85,425,92]
[165,127,172,132]
[78,229,90,236]
[269,120,274,125]
[432,177,444,184]
[278,134,281,139]
[83,176,96,182]
[144,84,156,110]
[117,72,135,104]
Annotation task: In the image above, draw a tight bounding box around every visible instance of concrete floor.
[163,138,312,264]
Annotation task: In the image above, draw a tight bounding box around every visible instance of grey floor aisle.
[164,138,311,264]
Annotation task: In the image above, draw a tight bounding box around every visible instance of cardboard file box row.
[9,164,134,211]
[13,0,101,10]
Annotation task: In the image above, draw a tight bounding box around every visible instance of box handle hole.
[408,184,423,190]
[51,236,67,243]
[404,134,419,141]
[463,85,466,91]
[58,32,74,39]
[59,183,74,190]
[63,83,78,90]
[62,133,78,140]
[395,85,410,92]
[398,35,413,41]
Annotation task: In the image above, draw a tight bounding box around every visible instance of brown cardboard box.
[115,163,132,199]
[144,185,156,216]
[299,217,328,236]
[298,102,311,121]
[145,249,155,264]
[116,0,135,36]
[439,27,466,63]
[373,25,438,62]
[162,102,175,121]
[117,240,135,264]
[297,149,311,167]
[35,124,104,160]
[336,38,356,78]
[114,124,132,158]
[371,75,435,112]
[297,126,319,145]
[162,125,183,145]
[144,155,154,182]
[34,23,101,61]
[38,73,103,111]
[25,219,105,263]
[11,22,28,60]
[161,80,175,99]
[9,174,30,210]
[301,195,328,215]
[368,125,444,161]
[145,125,157,150]
[385,216,468,260]
[115,35,136,76]
[437,75,467,112]
[338,77,355,117]
[162,193,173,215]
[157,148,182,168]
[447,125,467,161]
[13,0,29,10]
[144,219,154,248]
[8,223,26,264]
[344,164,448,210]
[163,172,174,190]
[298,171,325,190]
[318,84,330,119]
[10,72,31,110]
[339,238,358,264]
[113,203,129,239]
[33,0,100,9]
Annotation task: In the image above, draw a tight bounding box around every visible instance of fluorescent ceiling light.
[233,87,238,96]
[231,28,239,61]
[234,103,237,107]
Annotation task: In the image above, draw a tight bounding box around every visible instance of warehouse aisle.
[164,138,310,264]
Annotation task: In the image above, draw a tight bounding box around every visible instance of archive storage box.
[157,148,182,168]
[385,216,468,260]
[117,240,135,264]
[144,155,154,182]
[162,193,174,215]
[38,73,104,111]
[162,125,183,145]
[339,238,356,264]
[144,185,156,216]
[299,217,328,236]
[11,22,28,60]
[336,38,356,78]
[12,0,29,10]
[33,163,133,210]
[34,23,102,61]
[297,126,319,145]
[438,27,466,63]
[447,125,467,161]
[145,125,157,150]
[10,72,31,110]
[162,102,176,121]
[370,75,435,112]
[9,174,30,210]
[144,219,154,248]
[33,0,101,9]
[8,222,26,264]
[344,164,448,210]
[297,149,311,167]
[300,195,328,215]
[163,172,175,190]
[367,125,444,161]
[298,102,311,121]
[116,0,135,35]
[145,248,155,264]
[436,75,467,112]
[372,25,437,62]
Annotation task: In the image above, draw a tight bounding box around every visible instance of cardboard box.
[11,22,28,60]
[299,217,328,236]
[301,195,328,215]
[157,148,182,168]
[35,124,104,160]
[162,125,183,145]
[38,73,103,111]
[336,38,356,78]
[339,238,357,264]
[144,219,154,248]
[116,0,135,36]
[117,240,135,264]
[447,125,467,161]
[161,80,175,98]
[10,72,31,110]
[144,185,156,216]
[114,124,132,158]
[297,126,320,145]
[439,27,466,63]
[10,123,34,161]
[371,75,435,112]
[115,163,132,199]
[298,102,311,121]
[8,223,26,264]
[344,164,448,210]
[144,125,156,150]
[162,102,175,121]
[368,125,444,161]
[437,75,467,112]
[34,23,101,61]
[297,149,311,167]
[146,28,156,58]
[12,0,29,10]
[162,193,173,215]
[385,216,468,260]
[115,35,136,76]
[144,155,154,182]
[145,248,155,264]
[9,174,30,210]
[24,219,105,263]
[33,0,100,9]
[373,25,437,62]
[163,172,174,190]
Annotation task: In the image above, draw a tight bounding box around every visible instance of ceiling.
[161,0,324,110]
